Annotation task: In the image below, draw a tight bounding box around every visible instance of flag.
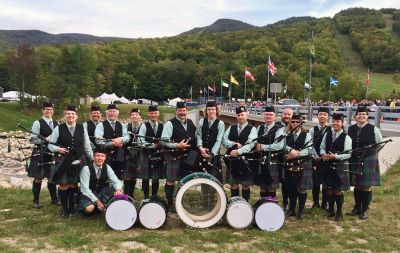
[329,77,339,86]
[366,68,371,87]
[221,79,229,88]
[268,56,277,76]
[245,70,256,81]
[304,82,312,90]
[230,74,239,85]
[208,86,214,92]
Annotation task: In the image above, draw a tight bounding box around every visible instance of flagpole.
[267,54,270,104]
[190,85,193,102]
[220,80,223,104]
[244,71,247,102]
[308,31,314,121]
[365,68,369,100]
[329,83,331,103]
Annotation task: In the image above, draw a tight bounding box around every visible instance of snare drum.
[139,196,168,229]
[105,195,137,231]
[253,198,285,232]
[175,172,227,228]
[226,196,254,229]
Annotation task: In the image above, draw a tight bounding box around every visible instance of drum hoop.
[226,197,254,229]
[254,202,285,232]
[175,177,227,228]
[139,202,167,229]
[105,199,137,231]
[176,172,221,192]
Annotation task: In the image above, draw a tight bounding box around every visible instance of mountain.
[0,30,126,49]
[180,18,256,35]
[269,16,317,26]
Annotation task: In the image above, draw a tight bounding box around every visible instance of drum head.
[226,198,253,229]
[255,202,285,232]
[176,175,227,229]
[105,200,137,231]
[139,202,166,229]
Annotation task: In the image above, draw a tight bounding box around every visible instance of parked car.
[278,99,300,106]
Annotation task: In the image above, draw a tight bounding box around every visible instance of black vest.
[57,123,85,157]
[286,131,307,150]
[348,123,376,157]
[226,124,253,153]
[86,120,98,147]
[39,118,58,137]
[102,120,123,139]
[312,125,331,155]
[144,121,163,142]
[88,164,109,194]
[325,131,346,154]
[127,123,141,146]
[201,118,220,150]
[258,123,280,145]
[170,118,197,150]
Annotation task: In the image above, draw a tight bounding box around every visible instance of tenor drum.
[105,195,137,231]
[253,198,285,232]
[226,196,254,229]
[139,196,168,229]
[175,172,227,228]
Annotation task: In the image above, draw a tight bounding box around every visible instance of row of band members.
[28,101,382,221]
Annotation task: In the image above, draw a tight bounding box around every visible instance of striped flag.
[221,79,229,88]
[208,86,214,92]
[245,69,256,81]
[268,56,277,76]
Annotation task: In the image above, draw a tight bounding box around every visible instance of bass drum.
[175,172,227,228]
[139,196,168,229]
[226,196,254,229]
[105,195,137,231]
[253,198,285,232]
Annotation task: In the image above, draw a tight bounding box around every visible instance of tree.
[6,44,37,109]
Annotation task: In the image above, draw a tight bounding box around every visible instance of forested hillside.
[1,7,399,106]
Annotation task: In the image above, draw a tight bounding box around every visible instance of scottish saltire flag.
[268,56,277,76]
[304,82,312,90]
[245,69,256,81]
[329,77,339,86]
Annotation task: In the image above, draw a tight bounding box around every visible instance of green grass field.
[0,102,176,132]
[0,161,399,252]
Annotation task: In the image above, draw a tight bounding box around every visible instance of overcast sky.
[0,0,399,38]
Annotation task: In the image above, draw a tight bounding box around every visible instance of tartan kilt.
[165,153,182,182]
[284,159,313,191]
[224,158,254,186]
[77,186,115,212]
[322,161,350,192]
[139,149,165,180]
[254,158,280,189]
[50,154,86,185]
[354,154,381,187]
[124,149,141,179]
[312,159,325,186]
[27,147,52,179]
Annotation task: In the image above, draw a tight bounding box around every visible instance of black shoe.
[359,211,368,220]
[51,199,61,206]
[60,209,70,219]
[296,212,304,220]
[345,209,361,216]
[282,204,288,212]
[33,201,42,209]
[312,202,321,209]
[335,213,343,222]
[326,211,335,218]
[286,209,296,217]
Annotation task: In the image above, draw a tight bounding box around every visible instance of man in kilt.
[95,104,129,180]
[284,114,313,220]
[123,108,142,198]
[161,101,197,211]
[278,107,293,211]
[222,106,257,202]
[83,105,102,150]
[309,107,331,209]
[319,113,352,221]
[196,101,225,182]
[48,105,93,218]
[254,106,285,199]
[28,102,60,208]
[138,105,165,199]
[346,106,383,220]
[78,147,123,215]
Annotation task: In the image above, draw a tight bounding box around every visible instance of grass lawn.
[0,161,399,252]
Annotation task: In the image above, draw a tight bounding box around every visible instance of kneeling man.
[79,148,123,214]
